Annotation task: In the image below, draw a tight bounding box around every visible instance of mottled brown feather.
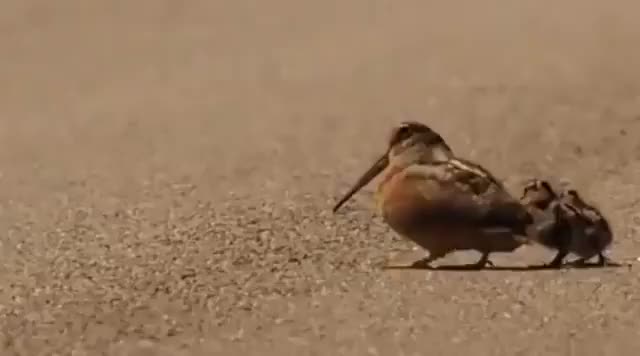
[377,159,532,256]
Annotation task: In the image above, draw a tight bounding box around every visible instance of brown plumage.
[332,121,533,269]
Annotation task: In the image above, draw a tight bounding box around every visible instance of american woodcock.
[519,179,575,267]
[520,179,614,267]
[332,121,534,269]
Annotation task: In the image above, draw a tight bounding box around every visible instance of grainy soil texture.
[2,1,640,355]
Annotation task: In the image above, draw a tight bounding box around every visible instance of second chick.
[559,188,613,266]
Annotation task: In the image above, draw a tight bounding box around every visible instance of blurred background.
[1,1,640,355]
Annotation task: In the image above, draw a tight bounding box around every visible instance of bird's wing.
[572,204,612,235]
[446,157,507,191]
[402,160,532,233]
[581,206,606,224]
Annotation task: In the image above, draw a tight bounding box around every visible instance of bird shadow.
[382,260,631,272]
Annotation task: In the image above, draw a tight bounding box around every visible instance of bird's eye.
[540,181,552,192]
[397,125,410,137]
[390,125,411,145]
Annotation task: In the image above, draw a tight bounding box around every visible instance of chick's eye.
[524,182,537,192]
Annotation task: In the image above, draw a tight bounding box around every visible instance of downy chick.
[559,188,613,266]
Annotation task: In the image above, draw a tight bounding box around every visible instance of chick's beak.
[332,152,389,213]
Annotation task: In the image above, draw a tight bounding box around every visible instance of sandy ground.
[2,1,640,355]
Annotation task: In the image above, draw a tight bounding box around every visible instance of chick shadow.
[382,260,630,272]
[565,260,629,269]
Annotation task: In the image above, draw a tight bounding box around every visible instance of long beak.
[332,152,389,213]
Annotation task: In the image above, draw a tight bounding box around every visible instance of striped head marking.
[520,178,558,209]
[333,121,449,213]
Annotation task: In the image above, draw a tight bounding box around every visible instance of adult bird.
[333,121,534,269]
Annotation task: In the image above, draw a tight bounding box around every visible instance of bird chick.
[559,188,613,266]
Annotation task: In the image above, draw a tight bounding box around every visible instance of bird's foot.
[410,257,435,269]
[543,261,566,269]
[463,254,493,270]
[594,254,625,267]
[596,254,613,267]
[570,258,590,267]
[544,251,569,269]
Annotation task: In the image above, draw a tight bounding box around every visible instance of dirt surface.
[2,1,640,355]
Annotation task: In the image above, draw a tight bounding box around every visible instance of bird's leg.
[570,257,589,266]
[471,251,494,269]
[546,249,569,268]
[546,225,571,268]
[544,202,573,269]
[596,253,611,266]
[411,251,446,269]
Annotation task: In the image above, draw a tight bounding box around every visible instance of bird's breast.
[375,167,442,234]
[375,165,408,210]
